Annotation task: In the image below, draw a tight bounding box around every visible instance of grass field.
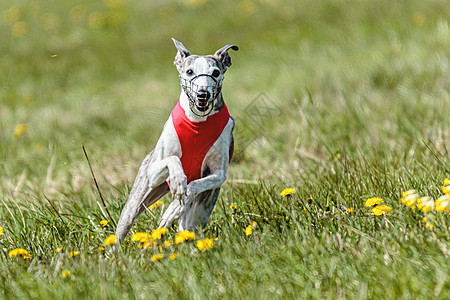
[1,0,450,298]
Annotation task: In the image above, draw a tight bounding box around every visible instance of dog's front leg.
[159,170,226,229]
[147,156,187,204]
[115,156,186,242]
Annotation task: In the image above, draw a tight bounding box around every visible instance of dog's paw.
[169,173,187,204]
[159,200,183,228]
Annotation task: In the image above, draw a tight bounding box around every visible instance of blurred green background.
[1,0,449,187]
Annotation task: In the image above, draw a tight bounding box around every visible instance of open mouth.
[195,100,210,111]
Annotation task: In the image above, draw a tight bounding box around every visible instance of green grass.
[1,0,450,298]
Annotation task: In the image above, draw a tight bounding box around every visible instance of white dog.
[115,39,238,242]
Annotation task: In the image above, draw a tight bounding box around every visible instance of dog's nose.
[197,89,211,102]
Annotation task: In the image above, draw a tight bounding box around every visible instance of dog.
[115,38,238,242]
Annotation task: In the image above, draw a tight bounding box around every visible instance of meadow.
[1,0,449,298]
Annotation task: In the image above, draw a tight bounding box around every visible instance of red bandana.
[171,101,231,184]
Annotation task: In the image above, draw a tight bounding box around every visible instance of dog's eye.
[186,69,194,76]
[212,69,220,77]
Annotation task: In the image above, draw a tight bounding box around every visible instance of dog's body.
[115,39,238,242]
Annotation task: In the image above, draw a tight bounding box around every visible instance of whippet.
[115,38,238,242]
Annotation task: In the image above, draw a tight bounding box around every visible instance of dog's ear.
[172,38,191,72]
[214,44,239,72]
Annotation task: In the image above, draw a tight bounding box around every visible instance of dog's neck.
[179,91,225,123]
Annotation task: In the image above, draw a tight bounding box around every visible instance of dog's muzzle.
[180,74,223,117]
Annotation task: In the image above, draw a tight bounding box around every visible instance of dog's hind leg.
[115,152,186,242]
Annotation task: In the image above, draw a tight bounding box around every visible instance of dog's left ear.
[172,38,191,72]
[214,44,239,72]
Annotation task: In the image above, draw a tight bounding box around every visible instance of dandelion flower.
[245,225,253,236]
[371,205,392,216]
[150,254,164,262]
[149,200,163,210]
[170,253,178,260]
[98,247,105,252]
[229,204,237,210]
[151,227,167,240]
[104,234,117,246]
[0,226,4,236]
[425,223,435,229]
[280,188,295,197]
[61,270,71,278]
[55,247,62,253]
[9,248,31,259]
[13,123,28,138]
[442,178,450,196]
[436,195,450,212]
[345,208,354,214]
[69,251,80,257]
[100,220,109,227]
[131,232,152,248]
[365,197,383,207]
[175,230,196,244]
[164,240,171,248]
[196,238,214,252]
[418,196,435,213]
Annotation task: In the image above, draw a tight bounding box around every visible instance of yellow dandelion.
[251,221,258,228]
[131,232,152,248]
[345,208,354,214]
[104,234,117,246]
[425,223,435,229]
[164,240,171,248]
[175,230,196,244]
[442,178,450,196]
[280,188,295,197]
[55,247,62,253]
[150,254,164,262]
[245,225,253,236]
[196,238,214,252]
[229,204,237,210]
[149,200,164,210]
[3,6,22,24]
[98,247,105,252]
[151,227,167,240]
[423,217,428,223]
[13,123,28,139]
[69,251,80,257]
[61,270,71,278]
[88,12,105,29]
[412,12,425,28]
[371,205,392,216]
[131,232,150,243]
[100,220,109,227]
[436,195,450,212]
[0,226,4,236]
[9,248,31,259]
[365,197,383,207]
[11,21,27,38]
[170,253,178,260]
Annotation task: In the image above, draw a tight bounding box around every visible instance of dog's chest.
[171,101,230,183]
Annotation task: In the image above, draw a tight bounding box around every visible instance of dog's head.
[172,38,238,117]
